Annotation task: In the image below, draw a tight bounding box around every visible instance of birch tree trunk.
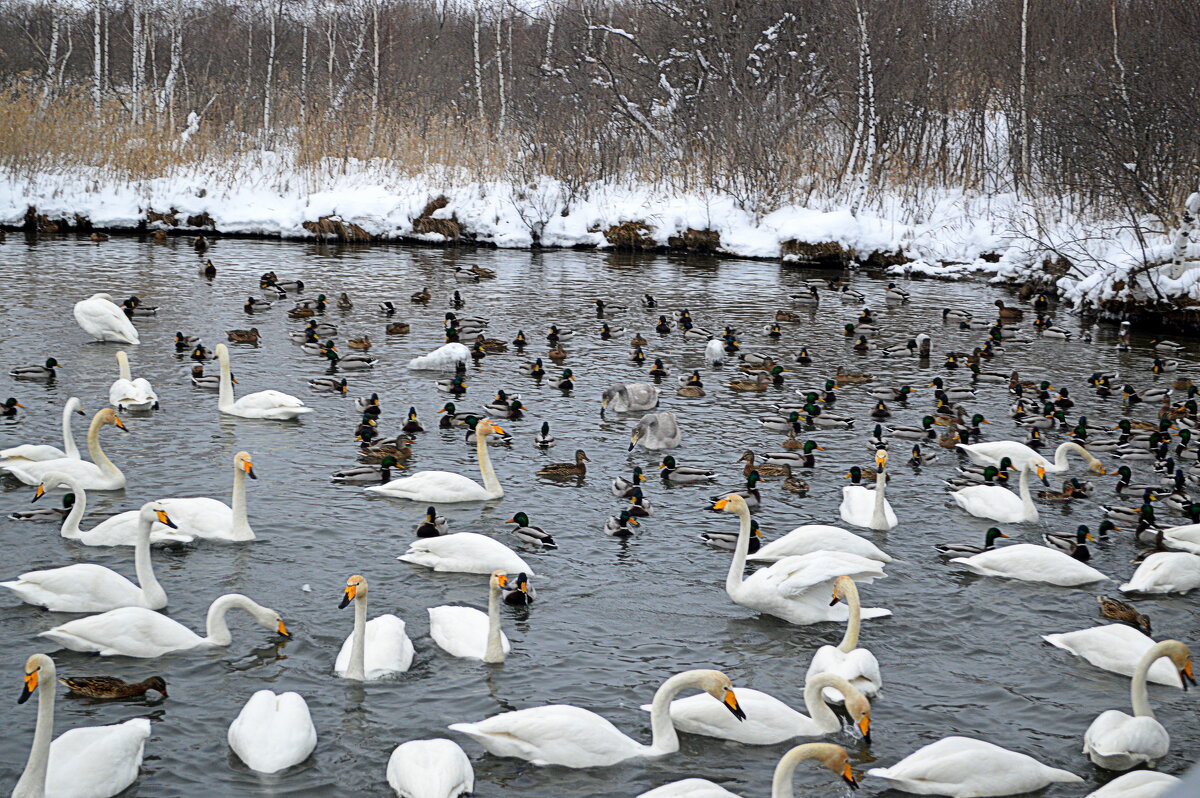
[472,2,485,121]
[299,0,310,126]
[541,2,556,75]
[43,1,60,101]
[263,0,278,140]
[495,6,507,133]
[370,0,380,143]
[132,0,143,123]
[92,0,102,117]
[1018,0,1030,190]
[1168,192,1199,279]
[159,0,182,129]
[849,0,876,217]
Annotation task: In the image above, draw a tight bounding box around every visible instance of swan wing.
[74,296,140,344]
[0,444,69,462]
[642,688,820,745]
[639,779,741,798]
[228,690,317,773]
[109,378,140,406]
[956,441,1035,467]
[47,718,149,798]
[367,471,490,503]
[84,510,195,546]
[449,704,643,767]
[387,739,475,798]
[767,551,887,595]
[429,606,510,660]
[397,533,534,575]
[750,525,892,563]
[1042,625,1183,687]
[952,544,1108,586]
[40,606,201,657]
[868,736,1082,796]
[1084,771,1179,798]
[1119,552,1200,594]
[2,563,145,612]
[806,645,882,700]
[154,497,235,539]
[335,614,414,679]
[408,343,471,370]
[950,484,1025,523]
[1162,523,1200,554]
[1084,711,1169,767]
[229,390,311,418]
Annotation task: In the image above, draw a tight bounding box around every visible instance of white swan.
[642,672,869,746]
[957,439,1104,474]
[448,669,744,768]
[368,419,504,502]
[0,397,85,462]
[952,543,1108,586]
[154,450,257,541]
[1043,625,1187,687]
[703,338,725,366]
[3,408,128,490]
[31,472,194,546]
[717,494,891,625]
[227,690,317,774]
[839,450,898,530]
[600,383,660,415]
[216,344,312,419]
[639,742,858,798]
[749,524,892,563]
[1119,552,1200,594]
[1083,639,1193,770]
[73,292,140,344]
[408,342,470,370]
[429,570,511,662]
[1085,771,1180,798]
[630,411,681,451]
[108,350,157,412]
[335,574,414,680]
[398,532,533,575]
[950,461,1042,523]
[805,576,882,702]
[2,504,174,611]
[12,653,150,798]
[387,739,475,798]
[868,736,1081,796]
[1161,521,1200,554]
[39,593,288,658]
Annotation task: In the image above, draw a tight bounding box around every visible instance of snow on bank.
[1,154,1195,314]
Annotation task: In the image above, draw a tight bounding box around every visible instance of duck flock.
[0,241,1198,798]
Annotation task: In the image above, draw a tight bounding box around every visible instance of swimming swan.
[642,672,870,745]
[748,524,892,563]
[367,419,505,502]
[335,574,414,680]
[30,471,193,546]
[12,653,150,798]
[73,292,140,344]
[1083,639,1194,770]
[448,669,744,768]
[868,736,1082,796]
[429,570,511,662]
[0,397,85,462]
[957,439,1104,474]
[839,449,897,530]
[629,411,682,451]
[951,461,1043,523]
[39,593,288,658]
[398,532,534,575]
[638,742,858,798]
[227,690,317,773]
[2,504,175,611]
[154,450,258,541]
[1042,625,1187,687]
[108,350,157,411]
[600,383,660,416]
[951,542,1108,586]
[216,344,312,420]
[387,738,474,797]
[715,494,891,625]
[1,408,128,490]
[805,576,882,702]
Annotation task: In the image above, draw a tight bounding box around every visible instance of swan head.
[690,670,745,721]
[874,449,887,470]
[474,418,505,437]
[340,575,366,608]
[844,691,872,743]
[712,494,750,515]
[96,408,128,432]
[234,451,256,479]
[18,653,54,704]
[139,505,178,528]
[830,575,859,605]
[215,343,230,363]
[1160,641,1195,689]
[32,471,74,500]
[795,743,858,788]
[489,570,509,592]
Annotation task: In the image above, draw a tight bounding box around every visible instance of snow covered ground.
[1,156,1195,315]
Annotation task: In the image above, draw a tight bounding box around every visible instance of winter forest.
[1,0,1198,308]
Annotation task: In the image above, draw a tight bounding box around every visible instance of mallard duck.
[469,264,496,279]
[604,510,640,537]
[244,296,271,313]
[887,416,938,440]
[190,345,212,361]
[324,349,377,370]
[993,299,1024,320]
[122,296,157,316]
[416,507,448,538]
[969,363,1009,383]
[1097,595,1152,634]
[909,444,937,465]
[452,266,480,282]
[437,402,474,428]
[1123,384,1172,404]
[357,436,412,463]
[630,332,648,347]
[1042,525,1095,560]
[1,397,23,417]
[804,403,855,429]
[1103,491,1158,525]
[834,366,872,384]
[8,490,75,521]
[547,324,574,343]
[190,365,227,390]
[437,375,468,395]
[1149,338,1184,353]
[10,358,60,379]
[927,378,975,401]
[1039,478,1087,500]
[522,357,546,379]
[795,347,813,365]
[701,518,764,552]
[460,415,513,445]
[410,287,431,303]
[885,281,911,302]
[526,421,553,449]
[200,258,216,277]
[870,400,891,419]
[332,456,401,484]
[780,464,809,494]
[547,344,567,363]
[627,487,654,517]
[739,451,788,478]
[378,301,397,316]
[287,305,315,318]
[677,371,705,397]
[494,399,524,420]
[934,528,1008,556]
[309,377,348,394]
[729,373,770,392]
[59,675,167,700]
[174,332,200,350]
[652,455,710,484]
[337,292,353,310]
[760,410,803,434]
[612,467,646,497]
[942,307,972,321]
[648,358,669,377]
[555,369,575,390]
[474,334,507,352]
[641,293,657,308]
[776,309,802,322]
[537,449,590,477]
[710,471,762,509]
[762,439,823,468]
[502,572,536,605]
[506,512,557,548]
[225,327,260,345]
[840,285,866,301]
[348,336,371,350]
[595,299,628,316]
[401,407,424,433]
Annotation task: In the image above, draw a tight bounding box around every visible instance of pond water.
[0,234,1195,797]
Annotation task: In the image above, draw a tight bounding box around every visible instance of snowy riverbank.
[2,157,1196,320]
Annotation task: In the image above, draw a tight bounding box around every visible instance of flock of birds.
[0,247,1198,798]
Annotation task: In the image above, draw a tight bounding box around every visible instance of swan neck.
[837,583,862,652]
[61,400,80,459]
[771,744,834,798]
[1130,641,1170,718]
[85,412,118,477]
[1018,463,1036,519]
[116,351,132,381]
[15,658,56,798]
[217,348,234,409]
[348,588,367,680]
[204,594,251,645]
[802,674,845,731]
[648,672,710,754]
[134,512,166,607]
[725,505,753,595]
[58,477,87,540]
[229,463,254,540]
[483,579,505,663]
[476,431,503,498]
[870,467,887,529]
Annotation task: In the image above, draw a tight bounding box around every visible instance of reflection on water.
[0,235,1196,796]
